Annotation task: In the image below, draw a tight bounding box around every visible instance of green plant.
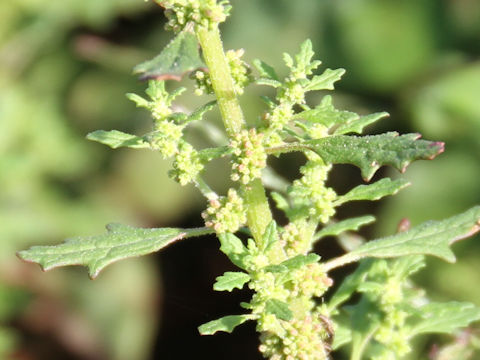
[18,1,480,359]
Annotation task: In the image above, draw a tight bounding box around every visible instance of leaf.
[304,68,346,91]
[185,100,217,123]
[409,302,480,336]
[334,178,410,206]
[17,224,212,279]
[253,59,279,81]
[198,314,255,335]
[314,216,376,241]
[213,272,250,292]
[86,130,150,149]
[262,221,279,252]
[332,322,352,350]
[307,132,445,181]
[256,78,282,88]
[218,233,249,270]
[265,299,293,321]
[334,112,389,135]
[294,95,358,128]
[198,146,232,163]
[324,206,480,271]
[263,253,320,273]
[133,30,204,81]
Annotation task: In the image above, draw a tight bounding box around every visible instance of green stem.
[196,25,272,242]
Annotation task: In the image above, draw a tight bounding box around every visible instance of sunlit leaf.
[198,314,255,335]
[314,216,376,241]
[213,272,250,292]
[335,178,410,206]
[86,130,150,149]
[265,299,293,321]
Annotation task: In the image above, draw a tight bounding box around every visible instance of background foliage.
[2,0,479,359]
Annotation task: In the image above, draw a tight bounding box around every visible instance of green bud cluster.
[259,313,331,360]
[169,142,204,185]
[279,222,310,257]
[230,129,267,184]
[156,0,231,32]
[201,188,246,233]
[193,49,251,96]
[289,157,336,223]
[149,120,185,158]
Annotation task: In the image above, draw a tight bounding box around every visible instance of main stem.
[196,25,272,242]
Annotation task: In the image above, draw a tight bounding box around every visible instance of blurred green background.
[1,0,480,359]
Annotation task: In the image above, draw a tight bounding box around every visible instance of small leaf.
[256,78,282,88]
[307,132,445,181]
[409,302,480,336]
[324,206,480,271]
[133,30,204,81]
[218,233,249,270]
[314,216,376,241]
[332,322,352,350]
[18,225,212,279]
[185,100,216,123]
[265,299,293,321]
[334,112,389,135]
[198,146,232,163]
[253,59,279,81]
[294,95,358,128]
[335,178,410,206]
[262,221,279,252]
[280,253,320,271]
[213,272,250,292]
[304,68,346,91]
[198,314,255,335]
[271,192,290,214]
[86,130,150,149]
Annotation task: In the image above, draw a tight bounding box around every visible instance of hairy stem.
[196,25,272,241]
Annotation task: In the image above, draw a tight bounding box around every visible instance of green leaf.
[262,221,279,252]
[334,112,389,135]
[253,59,279,81]
[86,130,150,149]
[17,224,212,279]
[271,192,290,214]
[185,100,217,123]
[324,206,480,271]
[265,299,293,321]
[263,253,320,273]
[409,302,480,336]
[256,78,282,88]
[304,68,346,91]
[334,178,410,206]
[198,314,255,335]
[213,272,250,292]
[307,132,445,181]
[198,146,232,163]
[218,233,249,270]
[294,95,358,128]
[332,322,352,350]
[133,30,204,81]
[314,216,376,241]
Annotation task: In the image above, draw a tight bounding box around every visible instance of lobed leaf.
[324,206,480,271]
[18,224,212,279]
[86,130,150,149]
[307,132,444,181]
[262,221,279,252]
[253,59,279,81]
[198,314,255,335]
[265,299,293,321]
[334,112,389,135]
[409,301,480,336]
[294,95,358,128]
[334,178,410,206]
[314,216,376,241]
[133,30,204,81]
[264,253,320,273]
[213,272,250,292]
[185,100,217,123]
[304,68,346,91]
[218,233,249,270]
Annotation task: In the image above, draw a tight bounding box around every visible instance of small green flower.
[149,120,185,158]
[201,188,246,233]
[230,129,267,184]
[170,142,204,185]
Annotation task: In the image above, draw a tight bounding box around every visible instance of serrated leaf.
[86,130,150,149]
[304,68,346,91]
[198,146,231,163]
[18,224,212,279]
[218,233,249,270]
[265,299,293,321]
[198,314,254,335]
[307,132,445,181]
[213,272,250,292]
[324,207,480,271]
[409,302,480,336]
[334,112,389,135]
[256,78,282,88]
[133,30,204,81]
[334,178,410,206]
[263,253,320,273]
[294,95,358,128]
[314,216,376,241]
[271,192,290,213]
[253,59,279,81]
[262,221,279,252]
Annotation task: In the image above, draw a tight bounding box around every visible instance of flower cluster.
[230,129,267,184]
[148,120,185,158]
[169,142,203,185]
[156,0,231,32]
[289,158,336,223]
[201,188,246,233]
